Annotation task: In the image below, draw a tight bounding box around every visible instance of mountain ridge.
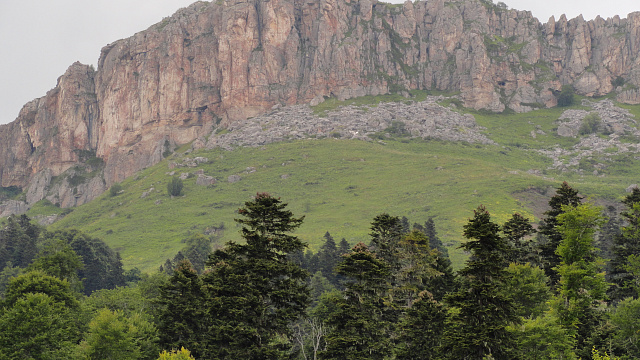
[2,0,640,212]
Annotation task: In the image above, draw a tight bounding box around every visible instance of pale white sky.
[0,0,638,125]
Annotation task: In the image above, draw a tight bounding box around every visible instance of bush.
[557,85,575,107]
[167,177,184,197]
[612,76,625,88]
[109,183,123,197]
[579,113,601,135]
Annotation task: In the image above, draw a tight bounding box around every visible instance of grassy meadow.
[27,96,640,272]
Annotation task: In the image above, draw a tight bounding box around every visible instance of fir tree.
[321,243,392,360]
[157,260,206,358]
[503,213,537,264]
[443,206,519,360]
[394,291,446,360]
[202,193,310,359]
[537,182,582,285]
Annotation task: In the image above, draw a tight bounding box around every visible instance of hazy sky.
[1,0,638,125]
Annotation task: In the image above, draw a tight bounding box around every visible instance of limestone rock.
[3,0,640,209]
[196,174,216,186]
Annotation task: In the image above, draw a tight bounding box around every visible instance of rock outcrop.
[2,0,640,211]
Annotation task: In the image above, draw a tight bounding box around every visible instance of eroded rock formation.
[2,0,640,211]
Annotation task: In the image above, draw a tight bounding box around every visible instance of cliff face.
[2,0,640,210]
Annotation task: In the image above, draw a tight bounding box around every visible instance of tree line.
[1,184,640,359]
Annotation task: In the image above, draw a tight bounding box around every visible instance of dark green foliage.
[394,291,446,360]
[27,239,84,292]
[43,229,125,295]
[369,213,404,270]
[0,293,79,360]
[414,218,449,257]
[503,213,537,264]
[202,193,309,358]
[160,234,212,274]
[609,187,640,302]
[109,183,123,197]
[443,206,519,360]
[315,232,342,287]
[0,186,21,201]
[167,176,184,197]
[0,214,41,270]
[557,85,575,107]
[536,182,582,285]
[157,260,206,358]
[338,238,351,255]
[321,243,392,360]
[612,76,625,88]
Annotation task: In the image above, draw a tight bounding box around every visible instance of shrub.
[167,177,184,197]
[579,113,601,135]
[557,85,575,107]
[109,183,123,197]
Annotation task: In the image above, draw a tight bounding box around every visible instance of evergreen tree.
[337,238,350,256]
[321,243,392,360]
[202,193,309,359]
[392,230,439,308]
[424,250,456,301]
[369,213,404,269]
[442,206,519,360]
[552,203,608,359]
[394,291,446,360]
[503,213,537,264]
[609,188,640,302]
[157,260,206,358]
[316,232,340,287]
[537,182,582,285]
[0,214,41,270]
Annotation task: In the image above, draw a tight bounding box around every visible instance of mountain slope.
[2,0,640,211]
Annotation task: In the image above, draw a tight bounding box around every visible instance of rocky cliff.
[2,0,640,211]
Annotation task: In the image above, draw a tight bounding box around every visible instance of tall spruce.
[202,193,309,359]
[443,206,519,360]
[394,291,446,360]
[316,232,341,287]
[609,187,640,302]
[537,182,582,285]
[157,260,206,358]
[321,243,392,360]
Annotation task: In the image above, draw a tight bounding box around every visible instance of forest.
[1,183,640,359]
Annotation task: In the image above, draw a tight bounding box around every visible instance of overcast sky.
[1,0,638,125]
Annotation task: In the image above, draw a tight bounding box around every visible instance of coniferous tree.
[394,291,446,360]
[609,188,640,302]
[202,193,309,359]
[369,213,404,269]
[503,213,537,264]
[442,206,519,360]
[337,238,350,256]
[157,260,206,358]
[537,182,582,285]
[321,243,392,360]
[316,232,340,287]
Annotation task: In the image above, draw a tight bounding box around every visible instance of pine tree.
[537,182,582,285]
[202,193,309,359]
[157,260,206,358]
[369,213,404,269]
[321,243,392,360]
[442,206,519,360]
[337,238,350,255]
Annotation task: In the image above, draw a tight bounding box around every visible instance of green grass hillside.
[30,98,640,272]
